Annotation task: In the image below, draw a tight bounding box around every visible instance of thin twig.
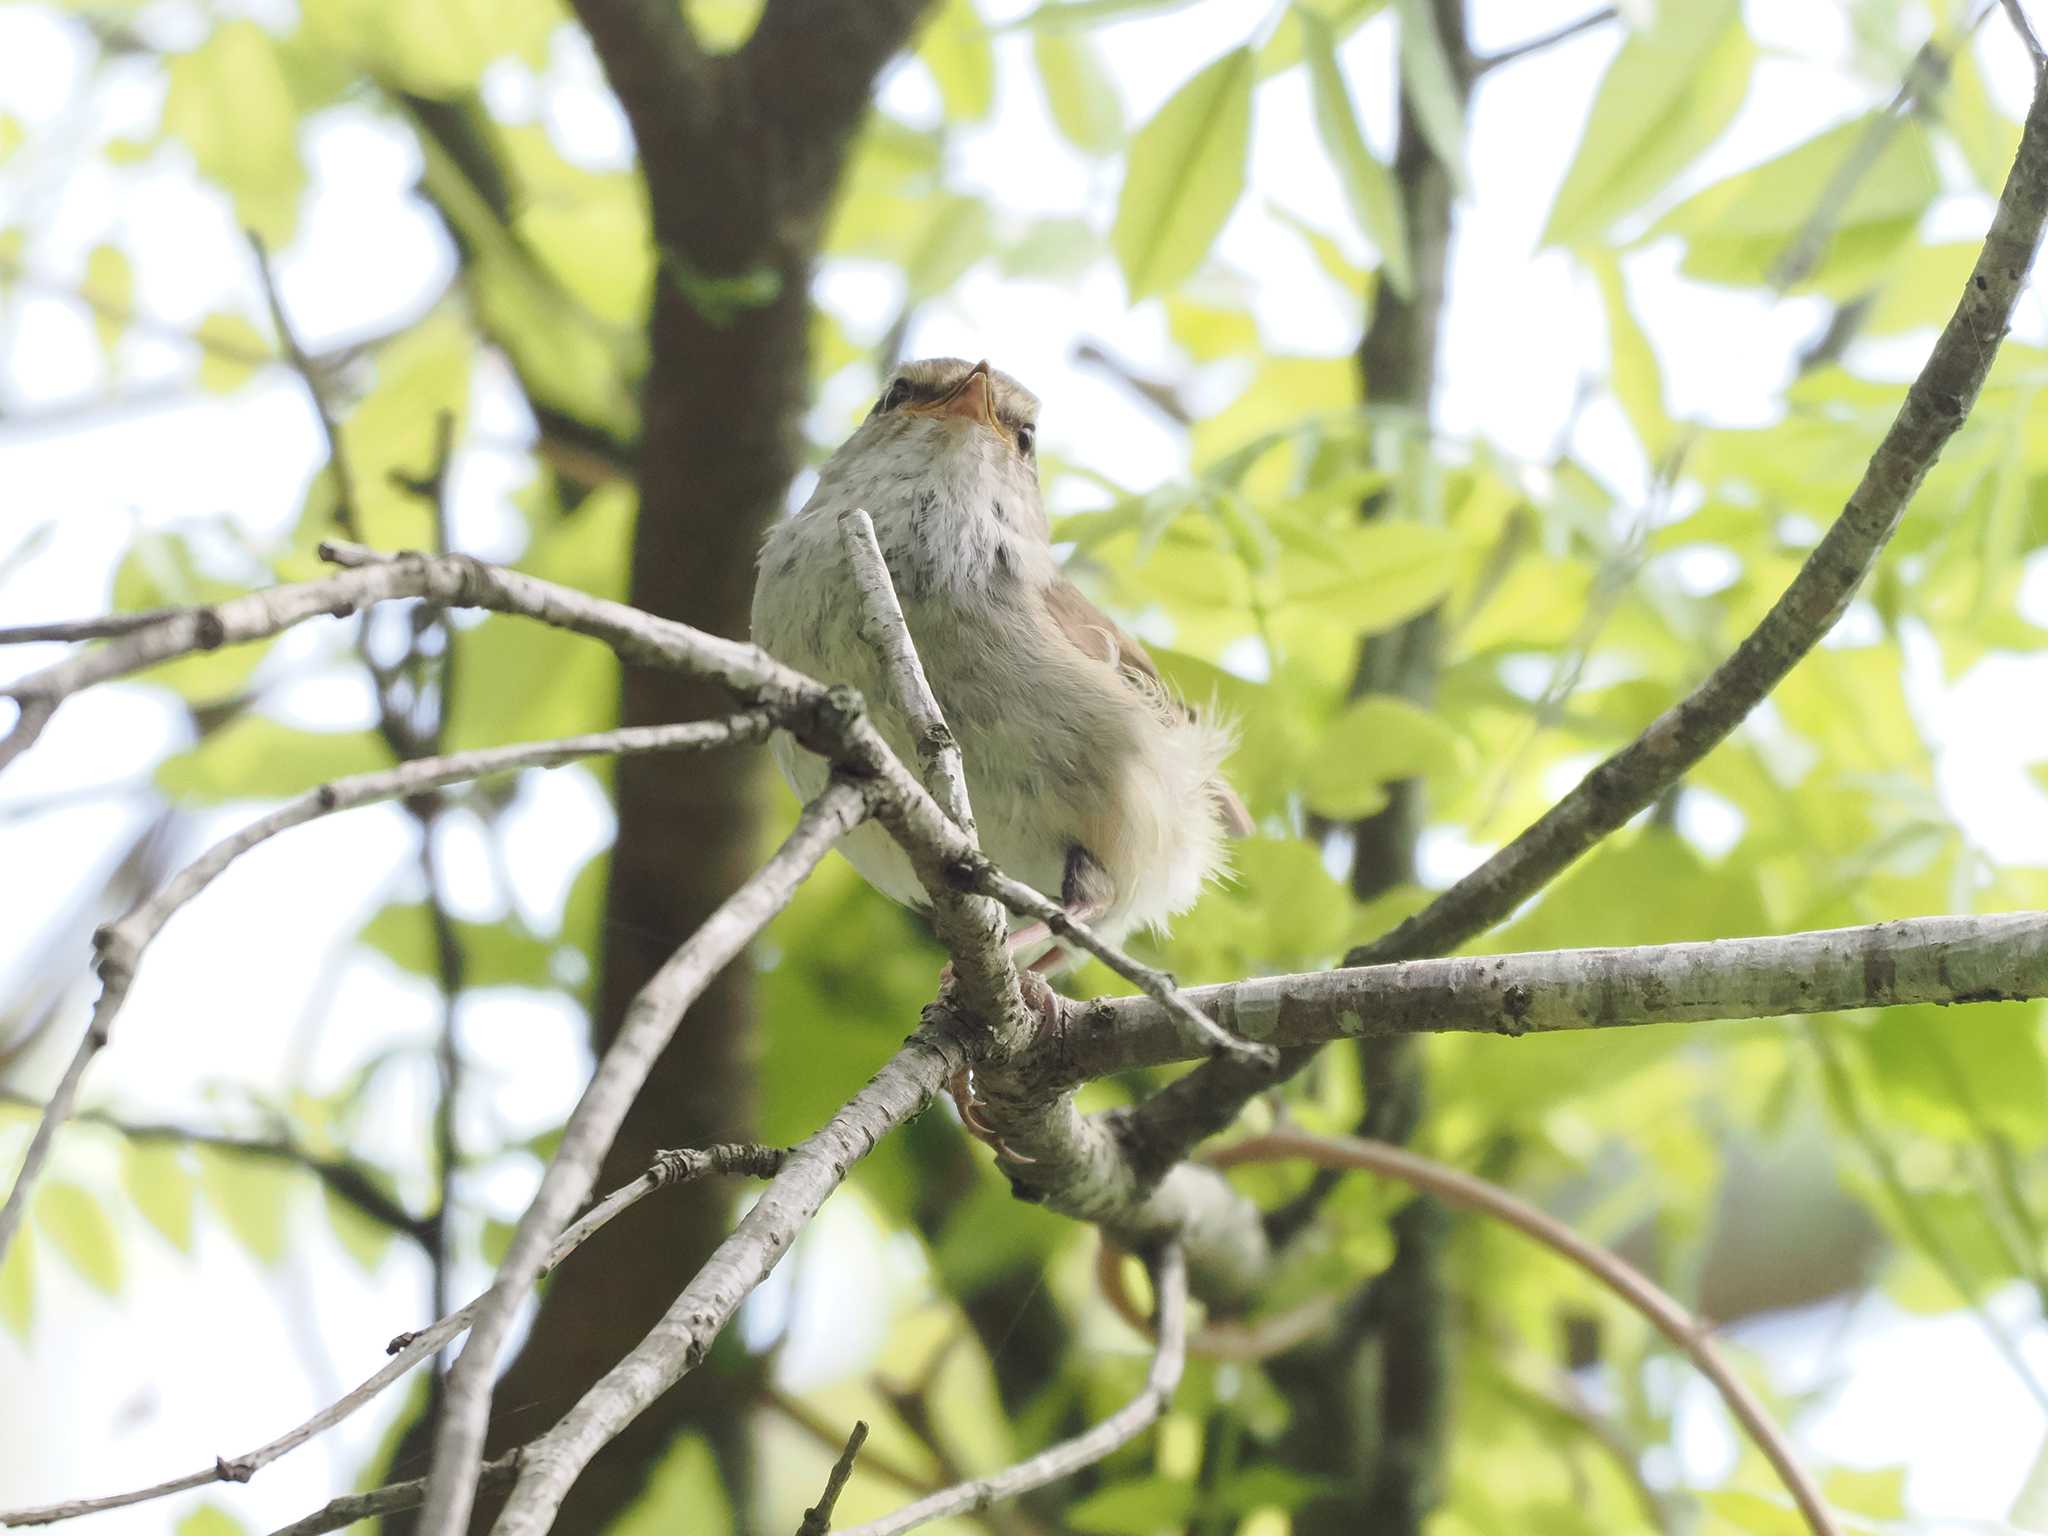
[0,1087,428,1243]
[0,715,771,1270]
[837,1245,1187,1536]
[797,1422,870,1536]
[2005,0,2048,74]
[1472,6,1617,75]
[0,610,186,645]
[248,233,359,540]
[762,1388,936,1494]
[264,1453,521,1536]
[1209,1133,1842,1536]
[0,1145,776,1528]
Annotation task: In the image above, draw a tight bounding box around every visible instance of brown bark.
[381,3,935,1529]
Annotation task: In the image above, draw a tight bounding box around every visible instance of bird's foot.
[940,963,1059,1164]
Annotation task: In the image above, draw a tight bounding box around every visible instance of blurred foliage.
[3,0,2048,1532]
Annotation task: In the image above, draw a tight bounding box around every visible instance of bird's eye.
[1015,424,1036,457]
[877,379,911,413]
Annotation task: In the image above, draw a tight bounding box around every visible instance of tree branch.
[565,0,711,185]
[416,781,869,1536]
[796,1422,869,1536]
[1211,1132,1841,1536]
[1057,912,2048,1082]
[250,232,359,541]
[483,1027,964,1534]
[0,1145,778,1529]
[0,1087,429,1244]
[837,1244,1188,1536]
[1472,6,1616,75]
[0,714,771,1269]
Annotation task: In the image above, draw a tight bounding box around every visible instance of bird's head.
[860,357,1040,468]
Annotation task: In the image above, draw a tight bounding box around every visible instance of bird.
[751,356,1252,990]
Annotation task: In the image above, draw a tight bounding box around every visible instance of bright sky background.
[2,0,2047,1529]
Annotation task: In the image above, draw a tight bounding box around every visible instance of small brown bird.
[751,357,1251,977]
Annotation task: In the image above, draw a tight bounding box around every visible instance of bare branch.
[836,507,1028,1045]
[0,714,771,1270]
[1210,1132,1841,1536]
[763,1389,936,1494]
[0,1087,429,1243]
[414,781,866,1534]
[266,1454,519,1536]
[1062,912,2048,1082]
[1472,6,1616,75]
[797,1421,869,1536]
[249,233,359,541]
[0,610,185,645]
[0,1145,777,1529]
[2005,0,2048,74]
[837,1244,1188,1536]
[484,1028,964,1534]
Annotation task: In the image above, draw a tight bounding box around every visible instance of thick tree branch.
[417,782,869,1536]
[1057,912,2048,1083]
[484,1029,964,1534]
[1212,1132,1841,1536]
[564,0,711,183]
[837,1245,1188,1536]
[0,1146,778,1529]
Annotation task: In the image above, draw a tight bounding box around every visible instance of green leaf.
[175,1504,250,1536]
[36,1182,123,1295]
[1541,0,1753,247]
[1111,47,1254,300]
[82,244,133,362]
[197,1146,293,1266]
[162,21,305,244]
[1301,694,1465,820]
[1589,250,1675,459]
[1392,0,1466,190]
[921,0,995,122]
[109,527,273,701]
[123,1141,197,1253]
[356,902,559,991]
[1065,1476,1199,1534]
[1034,27,1124,154]
[2012,1432,2048,1529]
[194,311,272,393]
[609,1433,734,1536]
[156,715,392,804]
[1299,8,1409,297]
[1651,115,1938,291]
[323,1183,397,1273]
[0,1223,33,1339]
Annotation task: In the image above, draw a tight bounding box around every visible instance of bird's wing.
[1044,578,1255,837]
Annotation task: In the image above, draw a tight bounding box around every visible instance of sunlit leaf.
[36,1182,122,1295]
[1301,693,1466,820]
[1034,26,1124,153]
[157,716,392,803]
[1541,0,1753,246]
[357,902,560,992]
[123,1141,197,1253]
[0,1224,33,1339]
[1299,8,1408,296]
[1111,47,1254,299]
[1392,0,1466,190]
[922,0,995,121]
[194,311,272,393]
[175,1504,250,1536]
[197,1147,293,1266]
[163,22,305,244]
[82,244,133,362]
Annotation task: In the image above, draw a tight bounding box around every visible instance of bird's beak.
[922,360,996,429]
